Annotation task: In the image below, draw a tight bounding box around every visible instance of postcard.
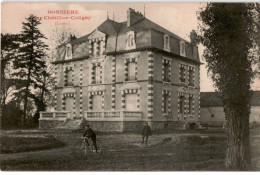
[1,2,260,171]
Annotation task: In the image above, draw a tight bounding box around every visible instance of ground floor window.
[65,97,74,112]
[179,95,185,114]
[188,95,193,114]
[92,95,102,111]
[125,93,138,111]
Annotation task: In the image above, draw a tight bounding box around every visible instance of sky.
[1,2,260,92]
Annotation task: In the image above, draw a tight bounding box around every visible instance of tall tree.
[12,14,49,124]
[198,3,256,170]
[0,33,20,118]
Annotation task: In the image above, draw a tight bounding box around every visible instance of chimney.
[190,30,197,45]
[127,8,143,27]
[68,34,77,42]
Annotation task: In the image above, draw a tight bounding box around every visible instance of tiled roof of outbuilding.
[201,91,260,107]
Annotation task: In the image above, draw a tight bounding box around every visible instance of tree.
[253,4,260,76]
[0,33,20,120]
[12,14,49,124]
[198,3,256,170]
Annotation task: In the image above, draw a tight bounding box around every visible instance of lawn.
[0,127,259,171]
[0,137,66,154]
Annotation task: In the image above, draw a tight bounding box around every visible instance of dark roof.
[118,18,189,43]
[70,33,90,44]
[63,16,190,47]
[201,91,260,107]
[97,19,123,35]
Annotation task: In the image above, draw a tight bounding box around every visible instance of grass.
[0,128,259,171]
[0,137,66,154]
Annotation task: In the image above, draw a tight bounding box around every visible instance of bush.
[1,101,23,129]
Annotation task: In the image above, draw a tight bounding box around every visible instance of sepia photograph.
[0,1,260,171]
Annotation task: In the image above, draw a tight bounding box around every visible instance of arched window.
[128,34,134,46]
[126,31,136,50]
[180,41,186,57]
[163,35,170,51]
[65,44,72,60]
[181,43,185,54]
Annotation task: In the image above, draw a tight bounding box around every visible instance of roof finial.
[107,11,109,19]
[113,12,115,21]
[144,3,146,18]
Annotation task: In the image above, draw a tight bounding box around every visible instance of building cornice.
[53,47,202,65]
[105,46,202,65]
[52,56,89,64]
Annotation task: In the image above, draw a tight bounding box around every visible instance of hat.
[86,124,90,127]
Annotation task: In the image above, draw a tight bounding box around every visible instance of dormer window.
[128,34,134,46]
[180,41,186,57]
[163,35,170,51]
[126,31,136,50]
[65,44,72,60]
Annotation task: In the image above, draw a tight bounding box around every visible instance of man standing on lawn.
[83,125,98,152]
[142,122,152,144]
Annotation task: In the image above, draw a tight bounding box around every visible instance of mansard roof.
[97,19,123,35]
[55,9,200,64]
[65,16,191,46]
[117,18,189,43]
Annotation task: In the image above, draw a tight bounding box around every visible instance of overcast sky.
[2,2,260,91]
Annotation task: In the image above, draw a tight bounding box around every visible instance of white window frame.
[163,34,170,52]
[65,44,72,60]
[179,63,186,84]
[180,41,186,57]
[126,31,136,50]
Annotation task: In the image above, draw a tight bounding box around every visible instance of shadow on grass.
[0,136,66,154]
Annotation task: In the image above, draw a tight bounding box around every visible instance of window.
[92,95,102,111]
[125,58,137,81]
[164,35,170,51]
[211,114,215,118]
[188,68,194,86]
[65,97,73,112]
[66,46,71,57]
[163,62,170,82]
[91,42,94,56]
[96,41,101,56]
[188,95,193,114]
[179,95,185,114]
[180,41,186,57]
[181,43,185,53]
[65,44,72,60]
[125,94,138,111]
[126,31,136,50]
[128,34,134,47]
[163,93,169,113]
[180,65,186,83]
[94,65,101,83]
[127,62,136,80]
[65,69,73,86]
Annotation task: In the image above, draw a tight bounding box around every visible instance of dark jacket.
[83,128,96,139]
[142,125,152,136]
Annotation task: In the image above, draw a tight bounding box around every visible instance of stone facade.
[39,8,201,131]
